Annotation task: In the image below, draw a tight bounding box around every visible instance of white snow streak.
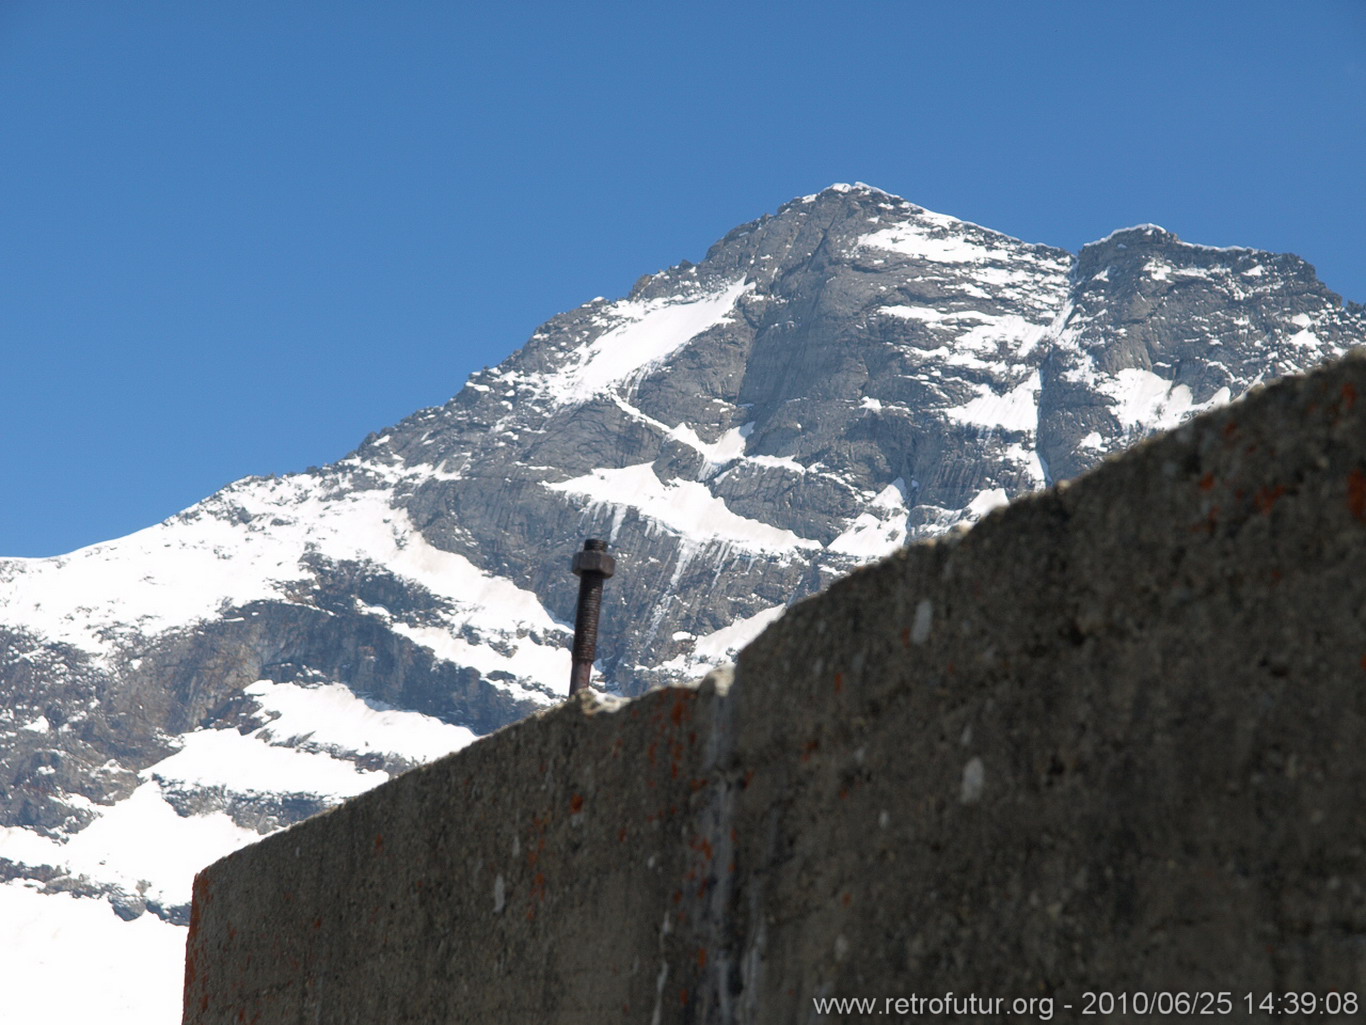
[0,780,260,909]
[550,279,751,405]
[1097,370,1231,432]
[828,480,910,559]
[966,488,1010,519]
[0,881,186,1025]
[657,602,788,679]
[862,223,1013,265]
[944,370,1042,432]
[546,463,818,556]
[692,603,788,661]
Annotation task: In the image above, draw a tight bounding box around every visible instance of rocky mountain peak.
[1,185,1363,1009]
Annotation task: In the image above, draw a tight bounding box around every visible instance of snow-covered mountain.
[2,183,1363,1021]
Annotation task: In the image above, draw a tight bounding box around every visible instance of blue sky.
[2,1,1363,557]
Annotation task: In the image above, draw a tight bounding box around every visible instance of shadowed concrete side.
[184,352,1366,1024]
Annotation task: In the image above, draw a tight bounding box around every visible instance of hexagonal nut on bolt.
[572,549,616,578]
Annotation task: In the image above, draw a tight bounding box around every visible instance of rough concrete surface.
[184,352,1366,1023]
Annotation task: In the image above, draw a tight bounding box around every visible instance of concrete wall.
[184,353,1366,1024]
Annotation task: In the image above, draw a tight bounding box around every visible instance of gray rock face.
[0,184,1362,933]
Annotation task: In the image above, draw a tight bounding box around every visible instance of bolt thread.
[570,573,604,694]
[572,576,603,664]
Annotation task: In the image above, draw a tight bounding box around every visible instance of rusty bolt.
[569,539,614,695]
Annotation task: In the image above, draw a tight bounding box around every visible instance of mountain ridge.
[0,182,1363,1022]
